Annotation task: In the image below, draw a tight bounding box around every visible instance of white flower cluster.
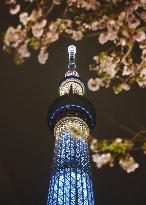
[119,156,139,173]
[92,153,114,168]
[87,78,102,92]
[89,136,140,173]
[87,1,146,93]
[88,54,120,92]
[38,47,49,64]
[67,0,100,10]
[4,0,146,84]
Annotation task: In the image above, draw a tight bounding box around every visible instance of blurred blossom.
[29,9,42,22]
[90,139,98,151]
[134,30,146,42]
[99,32,109,44]
[32,20,47,38]
[25,0,34,2]
[119,156,139,173]
[38,47,49,64]
[140,68,146,76]
[18,41,30,58]
[67,0,100,10]
[140,11,146,22]
[89,135,143,172]
[127,1,139,14]
[140,0,146,9]
[122,65,133,76]
[93,56,99,63]
[53,0,61,5]
[19,12,29,26]
[99,19,119,44]
[90,21,99,31]
[118,11,126,24]
[120,38,126,46]
[3,0,146,92]
[107,19,119,41]
[45,31,59,43]
[88,78,102,91]
[98,55,119,78]
[78,0,100,11]
[9,4,20,15]
[115,138,122,143]
[72,30,83,41]
[4,25,26,47]
[127,14,140,29]
[121,83,130,91]
[137,68,146,87]
[92,153,114,168]
[103,62,117,78]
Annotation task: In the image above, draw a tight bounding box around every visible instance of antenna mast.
[68,45,76,71]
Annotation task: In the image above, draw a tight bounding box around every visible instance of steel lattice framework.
[47,45,96,205]
[47,130,94,205]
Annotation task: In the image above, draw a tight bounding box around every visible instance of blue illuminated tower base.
[47,46,96,205]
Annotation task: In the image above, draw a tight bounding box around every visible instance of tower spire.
[68,45,76,71]
[59,45,85,96]
[65,45,79,77]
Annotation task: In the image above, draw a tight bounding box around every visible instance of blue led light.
[47,132,94,205]
[48,104,95,127]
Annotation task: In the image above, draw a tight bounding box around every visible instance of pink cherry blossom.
[98,32,109,44]
[72,30,83,41]
[38,47,49,64]
[4,0,146,92]
[17,41,30,58]
[32,19,47,38]
[127,14,140,29]
[119,156,139,173]
[19,12,29,26]
[9,4,20,15]
[134,30,146,42]
[88,78,102,91]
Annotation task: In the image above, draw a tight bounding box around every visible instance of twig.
[131,119,146,130]
[103,113,136,135]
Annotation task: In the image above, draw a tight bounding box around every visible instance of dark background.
[1,2,146,205]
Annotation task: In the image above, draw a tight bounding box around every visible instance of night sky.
[1,2,146,205]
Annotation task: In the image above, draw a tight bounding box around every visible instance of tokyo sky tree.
[47,45,96,205]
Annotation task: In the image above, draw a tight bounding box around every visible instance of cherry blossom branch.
[89,129,146,173]
[3,0,146,93]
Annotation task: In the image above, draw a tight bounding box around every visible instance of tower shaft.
[47,117,94,205]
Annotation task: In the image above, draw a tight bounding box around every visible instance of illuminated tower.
[47,45,96,205]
